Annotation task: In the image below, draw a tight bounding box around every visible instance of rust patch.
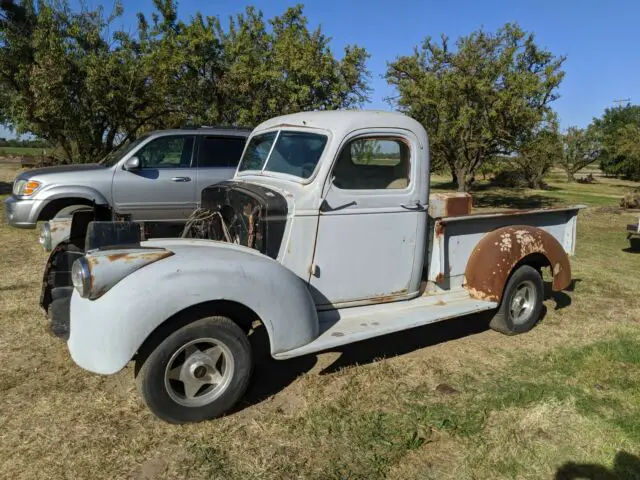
[464,225,572,302]
[429,192,472,217]
[435,220,445,239]
[435,273,444,284]
[370,288,408,304]
[105,250,173,264]
[106,252,129,262]
[435,299,447,306]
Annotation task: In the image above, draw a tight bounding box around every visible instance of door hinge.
[310,263,319,277]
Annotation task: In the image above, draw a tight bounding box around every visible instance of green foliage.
[386,23,565,191]
[512,118,562,188]
[559,125,601,181]
[0,1,370,163]
[592,104,640,180]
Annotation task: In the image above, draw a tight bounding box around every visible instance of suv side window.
[197,136,247,168]
[332,137,411,190]
[136,135,194,169]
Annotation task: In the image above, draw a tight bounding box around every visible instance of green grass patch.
[225,333,640,479]
[0,146,50,157]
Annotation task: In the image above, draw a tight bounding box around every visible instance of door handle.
[171,176,192,182]
[401,201,426,211]
[320,199,357,212]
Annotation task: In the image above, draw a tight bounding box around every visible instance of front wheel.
[489,265,544,335]
[135,315,252,424]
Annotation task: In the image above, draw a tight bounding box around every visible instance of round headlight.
[71,257,91,298]
[39,222,52,251]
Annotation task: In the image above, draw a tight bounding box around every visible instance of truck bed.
[426,205,585,292]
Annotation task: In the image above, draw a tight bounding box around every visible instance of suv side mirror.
[123,156,141,171]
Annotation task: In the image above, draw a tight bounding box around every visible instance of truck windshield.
[99,134,150,167]
[237,130,328,179]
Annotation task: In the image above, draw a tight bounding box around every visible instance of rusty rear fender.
[464,225,572,302]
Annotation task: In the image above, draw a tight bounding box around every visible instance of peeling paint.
[465,225,572,302]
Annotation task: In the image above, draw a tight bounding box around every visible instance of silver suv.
[4,127,250,228]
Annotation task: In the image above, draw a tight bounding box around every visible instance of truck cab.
[38,110,583,424]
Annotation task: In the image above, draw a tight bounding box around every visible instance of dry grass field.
[1,164,639,479]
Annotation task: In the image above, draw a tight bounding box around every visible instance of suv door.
[112,135,196,221]
[194,134,247,206]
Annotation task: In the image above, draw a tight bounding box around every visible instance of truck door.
[309,132,427,307]
[112,135,196,221]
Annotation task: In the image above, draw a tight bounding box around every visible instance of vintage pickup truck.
[39,110,584,424]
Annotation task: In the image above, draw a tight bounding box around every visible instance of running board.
[274,293,498,360]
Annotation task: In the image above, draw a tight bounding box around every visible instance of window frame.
[328,134,413,193]
[235,127,333,184]
[133,134,196,170]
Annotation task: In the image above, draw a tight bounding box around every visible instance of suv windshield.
[99,134,150,167]
[237,130,328,179]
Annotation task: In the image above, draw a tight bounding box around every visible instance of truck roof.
[252,110,427,142]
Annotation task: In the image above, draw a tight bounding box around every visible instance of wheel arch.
[464,225,572,303]
[134,299,263,372]
[37,197,95,221]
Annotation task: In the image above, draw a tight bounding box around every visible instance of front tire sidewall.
[136,317,252,424]
[492,265,544,335]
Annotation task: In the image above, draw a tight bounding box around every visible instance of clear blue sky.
[3,0,639,138]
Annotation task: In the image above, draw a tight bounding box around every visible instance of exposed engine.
[181,180,289,259]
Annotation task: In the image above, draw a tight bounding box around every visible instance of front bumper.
[3,196,42,228]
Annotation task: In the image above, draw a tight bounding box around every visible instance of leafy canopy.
[385,23,565,191]
[591,104,640,180]
[0,0,370,163]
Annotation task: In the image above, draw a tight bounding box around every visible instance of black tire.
[489,265,544,335]
[630,237,640,251]
[135,315,252,424]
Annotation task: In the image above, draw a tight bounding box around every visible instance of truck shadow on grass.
[238,282,576,412]
[472,192,556,210]
[555,450,640,479]
[239,309,494,413]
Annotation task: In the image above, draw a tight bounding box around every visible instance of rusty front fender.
[464,225,572,302]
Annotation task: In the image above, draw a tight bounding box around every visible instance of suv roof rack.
[180,124,253,131]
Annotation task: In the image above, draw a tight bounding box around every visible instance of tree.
[591,104,640,180]
[0,1,370,163]
[559,126,601,182]
[513,118,562,189]
[611,123,640,180]
[385,23,565,191]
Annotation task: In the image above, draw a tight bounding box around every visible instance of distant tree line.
[0,137,50,148]
[0,1,637,188]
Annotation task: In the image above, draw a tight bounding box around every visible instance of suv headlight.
[13,179,41,196]
[71,257,91,298]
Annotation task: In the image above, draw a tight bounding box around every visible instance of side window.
[197,136,247,168]
[136,136,194,169]
[332,137,411,190]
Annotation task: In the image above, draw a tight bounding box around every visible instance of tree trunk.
[456,168,468,192]
[451,170,458,188]
[566,171,575,182]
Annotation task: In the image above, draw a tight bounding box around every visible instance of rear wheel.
[629,237,640,251]
[489,265,544,335]
[135,315,252,424]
